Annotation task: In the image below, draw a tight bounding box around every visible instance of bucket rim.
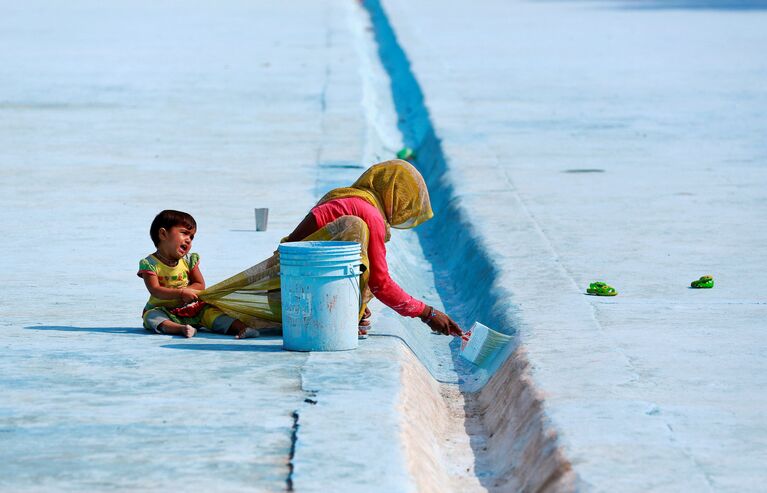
[279,241,360,249]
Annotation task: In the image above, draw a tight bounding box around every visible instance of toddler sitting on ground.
[137,209,258,339]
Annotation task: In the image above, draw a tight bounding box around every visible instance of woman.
[284,159,463,337]
[197,160,463,338]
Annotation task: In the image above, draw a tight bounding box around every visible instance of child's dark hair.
[150,210,197,246]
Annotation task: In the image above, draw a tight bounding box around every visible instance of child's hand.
[181,324,197,338]
[180,288,199,304]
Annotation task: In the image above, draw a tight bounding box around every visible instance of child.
[137,209,259,339]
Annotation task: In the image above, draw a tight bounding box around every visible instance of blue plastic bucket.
[279,241,362,351]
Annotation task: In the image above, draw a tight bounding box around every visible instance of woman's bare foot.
[359,307,372,326]
[359,307,372,338]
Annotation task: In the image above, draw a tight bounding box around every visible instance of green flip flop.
[690,275,714,289]
[586,281,618,296]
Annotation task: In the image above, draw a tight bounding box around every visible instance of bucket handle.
[347,263,363,312]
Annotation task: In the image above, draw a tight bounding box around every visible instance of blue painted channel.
[361,0,518,388]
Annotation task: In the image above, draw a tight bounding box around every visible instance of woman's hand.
[419,305,463,337]
[180,288,199,304]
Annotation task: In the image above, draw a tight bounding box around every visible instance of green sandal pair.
[586,275,714,296]
[586,281,617,296]
[690,275,714,289]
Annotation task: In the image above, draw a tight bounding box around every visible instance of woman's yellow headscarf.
[317,159,434,234]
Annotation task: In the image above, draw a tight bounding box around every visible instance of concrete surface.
[3,0,766,491]
[380,0,767,490]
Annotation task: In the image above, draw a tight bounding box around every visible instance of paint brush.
[459,322,512,366]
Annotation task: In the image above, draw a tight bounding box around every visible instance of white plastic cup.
[255,208,269,231]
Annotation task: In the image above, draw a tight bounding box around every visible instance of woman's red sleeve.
[366,228,426,317]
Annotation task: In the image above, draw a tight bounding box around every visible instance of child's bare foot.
[158,321,197,337]
[236,327,260,339]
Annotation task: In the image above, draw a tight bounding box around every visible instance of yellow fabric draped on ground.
[196,159,431,329]
[197,216,371,329]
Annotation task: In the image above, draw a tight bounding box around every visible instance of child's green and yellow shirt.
[137,253,200,311]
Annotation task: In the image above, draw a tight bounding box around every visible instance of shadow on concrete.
[23,326,275,342]
[162,343,284,352]
[540,0,767,10]
[25,325,145,334]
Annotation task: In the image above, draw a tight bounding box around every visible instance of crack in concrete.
[286,410,300,492]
